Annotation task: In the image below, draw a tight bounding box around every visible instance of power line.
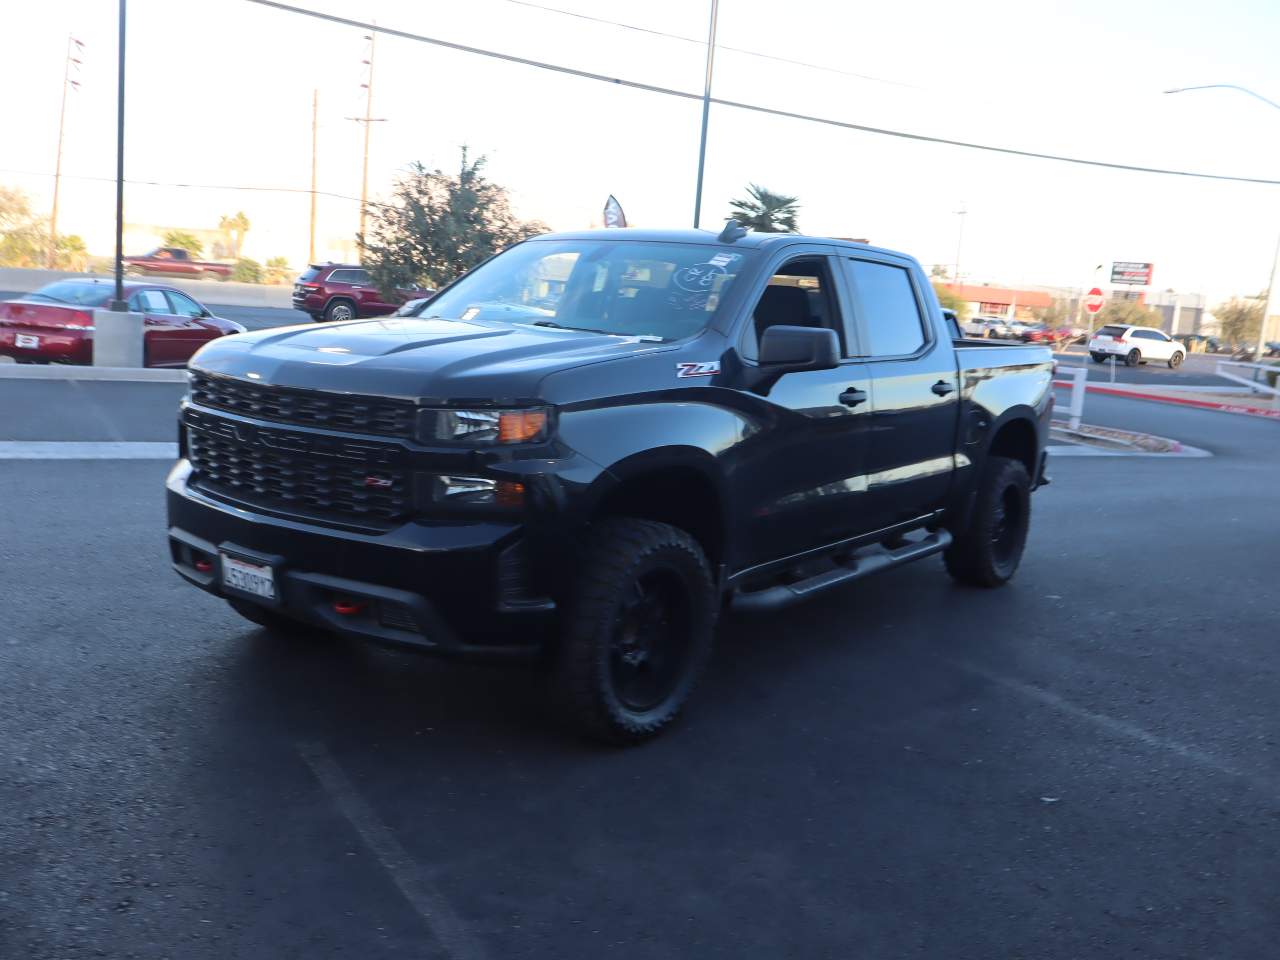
[239,0,1280,187]
[0,168,389,207]
[495,0,926,91]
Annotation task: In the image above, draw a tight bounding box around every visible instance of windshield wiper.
[529,320,629,337]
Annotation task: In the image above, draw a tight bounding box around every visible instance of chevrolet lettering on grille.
[185,409,401,464]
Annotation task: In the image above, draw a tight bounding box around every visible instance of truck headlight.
[416,407,549,444]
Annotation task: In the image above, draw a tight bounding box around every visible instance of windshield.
[23,282,114,307]
[425,239,752,341]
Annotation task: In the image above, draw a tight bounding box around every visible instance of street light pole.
[110,0,126,312]
[691,0,719,229]
[1163,84,1280,360]
[49,34,83,270]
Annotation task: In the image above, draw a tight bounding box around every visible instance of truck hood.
[190,315,670,400]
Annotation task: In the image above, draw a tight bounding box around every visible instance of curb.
[0,363,187,382]
[1053,380,1280,420]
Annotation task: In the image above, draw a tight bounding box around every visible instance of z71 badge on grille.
[676,361,720,379]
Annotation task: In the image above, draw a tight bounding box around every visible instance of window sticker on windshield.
[673,253,740,294]
[676,360,720,379]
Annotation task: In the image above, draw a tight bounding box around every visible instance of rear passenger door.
[838,256,961,527]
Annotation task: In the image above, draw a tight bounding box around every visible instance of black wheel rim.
[990,484,1024,566]
[609,568,693,712]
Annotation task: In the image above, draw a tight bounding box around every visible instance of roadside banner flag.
[603,195,627,228]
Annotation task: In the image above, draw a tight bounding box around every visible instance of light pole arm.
[1163,84,1280,113]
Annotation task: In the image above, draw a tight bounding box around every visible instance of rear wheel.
[1125,349,1141,367]
[555,518,717,744]
[945,456,1031,588]
[1090,352,1107,363]
[1168,351,1184,369]
[323,299,355,323]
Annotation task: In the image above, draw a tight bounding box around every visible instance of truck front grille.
[190,371,416,439]
[187,417,411,528]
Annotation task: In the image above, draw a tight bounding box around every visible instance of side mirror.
[759,325,840,372]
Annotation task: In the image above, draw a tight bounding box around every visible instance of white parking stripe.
[952,660,1272,793]
[298,741,491,960]
[0,441,178,459]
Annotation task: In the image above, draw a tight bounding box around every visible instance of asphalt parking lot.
[2,392,1278,958]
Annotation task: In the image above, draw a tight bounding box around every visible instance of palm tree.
[218,211,251,259]
[727,184,799,233]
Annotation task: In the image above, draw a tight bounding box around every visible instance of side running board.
[730,530,952,614]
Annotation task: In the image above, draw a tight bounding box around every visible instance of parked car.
[168,227,1053,743]
[123,247,232,281]
[1173,333,1223,354]
[292,263,431,322]
[0,279,244,367]
[961,315,1014,339]
[1088,324,1185,368]
[1021,324,1076,347]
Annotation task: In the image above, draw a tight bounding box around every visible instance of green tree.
[931,282,969,321]
[1033,298,1074,326]
[929,264,950,280]
[162,229,203,257]
[230,257,263,283]
[264,256,291,285]
[218,211,250,259]
[727,184,799,233]
[1093,299,1163,331]
[0,186,48,267]
[1213,297,1263,347]
[54,234,89,271]
[359,147,547,294]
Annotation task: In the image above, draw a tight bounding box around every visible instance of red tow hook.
[193,558,213,573]
[333,598,366,616]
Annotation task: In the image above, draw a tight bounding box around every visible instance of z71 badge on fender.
[676,361,720,379]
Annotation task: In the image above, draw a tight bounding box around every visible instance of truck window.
[744,257,845,360]
[843,259,926,357]
[426,239,750,342]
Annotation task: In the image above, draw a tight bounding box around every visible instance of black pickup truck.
[167,226,1053,743]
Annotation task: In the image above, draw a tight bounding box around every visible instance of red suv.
[292,263,429,322]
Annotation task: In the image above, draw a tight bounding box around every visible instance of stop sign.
[1085,287,1105,314]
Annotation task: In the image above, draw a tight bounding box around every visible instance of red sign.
[1111,261,1153,285]
[1085,288,1105,314]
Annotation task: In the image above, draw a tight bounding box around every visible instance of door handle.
[839,387,868,407]
[931,380,955,396]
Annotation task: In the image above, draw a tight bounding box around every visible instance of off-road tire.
[556,518,717,745]
[944,456,1031,588]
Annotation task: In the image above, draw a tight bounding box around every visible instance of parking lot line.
[950,659,1271,795]
[297,741,492,960]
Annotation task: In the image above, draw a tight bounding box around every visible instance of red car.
[1021,324,1076,347]
[292,263,430,322]
[0,279,245,367]
[123,247,233,281]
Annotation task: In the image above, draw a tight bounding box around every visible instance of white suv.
[1088,324,1185,368]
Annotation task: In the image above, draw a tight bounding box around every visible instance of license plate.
[220,554,276,600]
[14,334,39,349]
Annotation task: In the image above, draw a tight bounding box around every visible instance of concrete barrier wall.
[0,268,295,309]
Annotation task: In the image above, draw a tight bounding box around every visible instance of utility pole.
[309,89,318,264]
[111,0,126,311]
[347,30,387,245]
[952,205,967,289]
[49,34,84,269]
[691,0,719,229]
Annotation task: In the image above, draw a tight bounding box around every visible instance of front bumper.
[166,460,555,656]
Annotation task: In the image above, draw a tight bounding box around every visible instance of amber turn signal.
[498,410,547,443]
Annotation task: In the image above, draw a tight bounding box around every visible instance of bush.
[264,256,291,285]
[230,257,262,283]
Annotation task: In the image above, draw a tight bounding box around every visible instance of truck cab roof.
[529,227,908,262]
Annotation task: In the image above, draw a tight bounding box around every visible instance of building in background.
[941,283,1052,322]
[1144,290,1206,336]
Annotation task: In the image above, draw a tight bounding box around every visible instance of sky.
[3,0,1280,304]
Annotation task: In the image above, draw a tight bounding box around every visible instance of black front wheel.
[556,518,717,744]
[1168,351,1184,369]
[945,456,1032,588]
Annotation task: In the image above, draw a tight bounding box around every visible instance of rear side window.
[130,289,173,313]
[843,259,926,357]
[1095,325,1129,337]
